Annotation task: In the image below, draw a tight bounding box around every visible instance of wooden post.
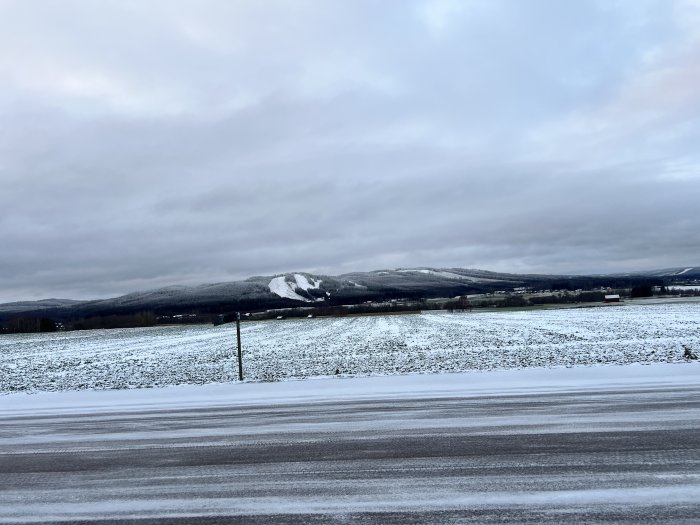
[236,312,243,381]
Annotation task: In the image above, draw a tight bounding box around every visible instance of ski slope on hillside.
[267,275,310,302]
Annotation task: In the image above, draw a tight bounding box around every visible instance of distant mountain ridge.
[611,267,700,277]
[1,266,698,321]
[0,298,83,314]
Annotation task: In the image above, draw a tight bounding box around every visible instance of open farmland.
[1,302,699,392]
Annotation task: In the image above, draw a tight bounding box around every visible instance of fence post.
[236,312,243,381]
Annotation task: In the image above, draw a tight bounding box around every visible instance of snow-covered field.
[1,302,699,393]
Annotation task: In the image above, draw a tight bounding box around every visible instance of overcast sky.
[1,0,699,302]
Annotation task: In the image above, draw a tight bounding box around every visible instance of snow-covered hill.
[0,299,83,314]
[625,266,700,278]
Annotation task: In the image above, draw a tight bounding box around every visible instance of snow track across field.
[1,303,699,392]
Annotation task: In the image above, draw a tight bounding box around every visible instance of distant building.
[604,294,621,303]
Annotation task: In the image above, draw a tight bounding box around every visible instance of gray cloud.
[1,0,699,301]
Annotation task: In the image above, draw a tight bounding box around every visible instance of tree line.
[0,311,157,334]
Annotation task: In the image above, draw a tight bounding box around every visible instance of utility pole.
[236,312,243,381]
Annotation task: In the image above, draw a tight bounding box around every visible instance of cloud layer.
[1,0,699,301]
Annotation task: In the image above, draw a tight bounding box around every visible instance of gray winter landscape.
[4,0,700,523]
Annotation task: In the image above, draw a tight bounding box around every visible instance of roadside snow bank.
[2,363,698,417]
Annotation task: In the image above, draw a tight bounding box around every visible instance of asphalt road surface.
[1,384,699,523]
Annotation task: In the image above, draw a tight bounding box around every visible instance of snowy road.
[1,365,700,523]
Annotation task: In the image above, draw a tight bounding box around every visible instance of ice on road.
[1,364,699,524]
